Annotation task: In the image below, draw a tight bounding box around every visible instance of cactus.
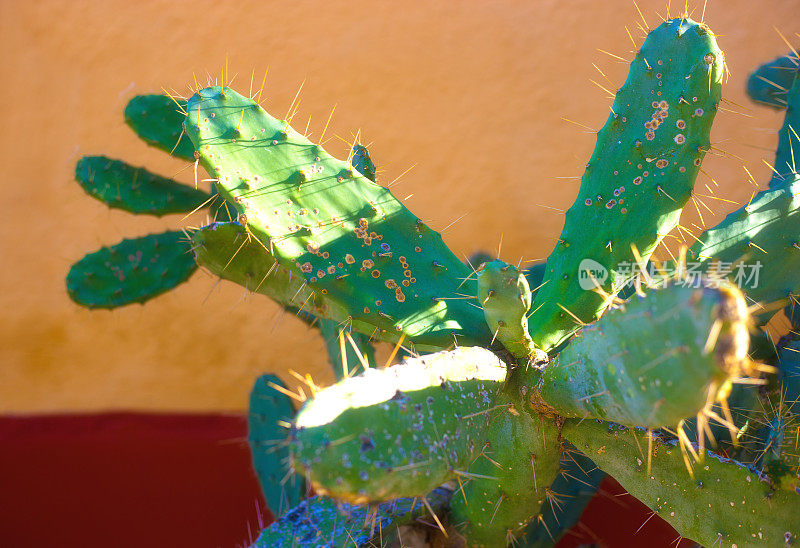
[477,259,537,360]
[520,444,606,548]
[66,231,197,308]
[746,53,799,109]
[67,12,800,548]
[184,85,492,352]
[248,375,305,516]
[527,18,724,352]
[124,94,195,161]
[76,156,210,216]
[252,485,453,547]
[67,95,211,309]
[562,419,800,546]
[532,281,750,429]
[291,347,507,502]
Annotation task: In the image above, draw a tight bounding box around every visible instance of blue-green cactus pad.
[248,375,304,517]
[746,53,798,109]
[75,156,210,216]
[66,230,197,308]
[124,94,195,161]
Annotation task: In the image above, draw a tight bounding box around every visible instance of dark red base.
[0,414,692,547]
[0,413,270,548]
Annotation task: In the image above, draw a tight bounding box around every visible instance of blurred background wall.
[1,0,795,412]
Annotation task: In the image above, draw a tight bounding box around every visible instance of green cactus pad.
[193,221,377,378]
[124,94,195,161]
[248,375,304,516]
[533,282,750,429]
[291,347,507,503]
[252,486,453,547]
[528,18,724,352]
[66,230,197,309]
[478,259,537,360]
[746,53,798,110]
[563,419,800,547]
[448,392,561,547]
[691,75,800,316]
[184,86,491,351]
[75,156,210,216]
[690,179,800,318]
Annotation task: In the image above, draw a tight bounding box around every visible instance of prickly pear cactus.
[527,18,724,352]
[68,11,800,548]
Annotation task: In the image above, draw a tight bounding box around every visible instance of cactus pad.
[477,259,537,360]
[746,53,798,109]
[528,18,724,352]
[184,86,491,351]
[533,281,750,428]
[75,156,210,216]
[563,419,800,546]
[291,347,507,503]
[448,391,561,547]
[67,230,197,308]
[248,375,304,516]
[690,178,800,318]
[124,94,195,161]
[252,486,452,547]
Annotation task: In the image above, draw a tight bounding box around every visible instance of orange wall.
[1,0,795,411]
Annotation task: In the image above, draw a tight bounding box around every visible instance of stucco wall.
[1,0,795,411]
